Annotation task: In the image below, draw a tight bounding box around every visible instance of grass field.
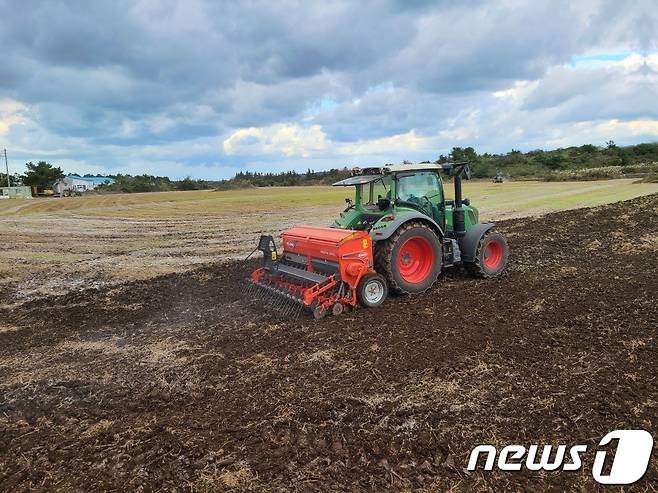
[1,178,657,218]
[0,178,656,305]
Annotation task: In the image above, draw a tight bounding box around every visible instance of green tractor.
[249,161,509,318]
[331,162,509,295]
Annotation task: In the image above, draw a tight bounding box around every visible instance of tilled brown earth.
[1,195,657,491]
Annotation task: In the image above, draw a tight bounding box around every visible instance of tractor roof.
[355,163,443,175]
[333,163,443,185]
[332,174,383,186]
[380,163,443,173]
[333,162,461,186]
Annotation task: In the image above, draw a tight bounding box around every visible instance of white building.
[0,186,33,198]
[53,175,115,194]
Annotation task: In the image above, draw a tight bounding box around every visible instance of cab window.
[365,177,392,205]
[396,172,442,202]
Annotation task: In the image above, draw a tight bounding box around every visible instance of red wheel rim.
[483,239,503,269]
[397,236,434,284]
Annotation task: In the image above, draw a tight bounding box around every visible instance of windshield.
[396,172,441,202]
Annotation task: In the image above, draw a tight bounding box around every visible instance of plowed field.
[1,194,657,491]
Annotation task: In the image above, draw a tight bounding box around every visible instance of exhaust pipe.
[445,162,471,238]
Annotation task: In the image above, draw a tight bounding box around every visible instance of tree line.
[440,141,658,179]
[7,141,657,192]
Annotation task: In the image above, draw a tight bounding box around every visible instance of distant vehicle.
[61,189,83,197]
[30,186,55,196]
[492,172,505,183]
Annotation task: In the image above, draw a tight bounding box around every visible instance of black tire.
[313,304,327,319]
[467,229,509,278]
[357,273,388,308]
[375,221,442,294]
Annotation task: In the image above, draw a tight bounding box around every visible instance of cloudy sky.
[0,0,656,179]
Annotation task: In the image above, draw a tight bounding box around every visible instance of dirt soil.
[1,194,657,491]
[0,205,342,304]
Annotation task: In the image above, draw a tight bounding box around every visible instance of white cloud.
[537,119,658,149]
[337,130,433,155]
[224,126,444,160]
[580,119,658,137]
[0,99,29,135]
[646,54,658,71]
[437,110,481,143]
[223,124,328,157]
[493,80,538,101]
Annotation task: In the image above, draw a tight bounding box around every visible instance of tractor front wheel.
[375,221,442,294]
[467,230,509,278]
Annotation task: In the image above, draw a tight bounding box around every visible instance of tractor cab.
[332,163,478,236]
[331,173,393,230]
[394,169,445,226]
[337,173,392,210]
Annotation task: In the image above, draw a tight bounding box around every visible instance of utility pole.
[3,148,9,187]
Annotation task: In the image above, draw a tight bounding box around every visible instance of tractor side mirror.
[463,198,470,206]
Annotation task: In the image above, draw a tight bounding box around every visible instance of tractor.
[492,171,505,183]
[249,162,509,318]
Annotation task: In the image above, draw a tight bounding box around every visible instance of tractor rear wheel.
[375,221,442,294]
[467,229,509,278]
